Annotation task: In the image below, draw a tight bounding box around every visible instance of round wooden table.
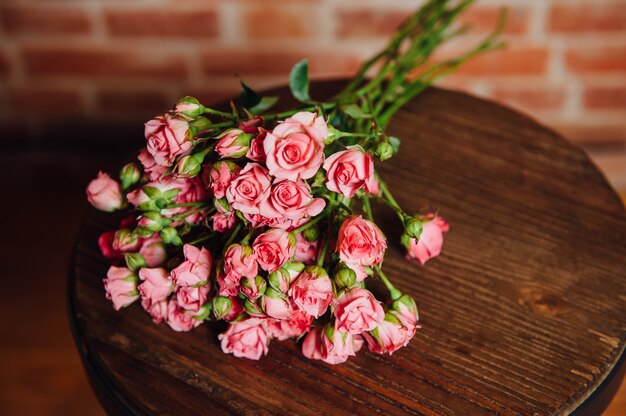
[68,81,626,415]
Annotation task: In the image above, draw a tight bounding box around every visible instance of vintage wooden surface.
[68,81,626,415]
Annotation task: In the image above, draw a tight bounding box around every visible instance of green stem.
[203,107,237,119]
[187,232,219,246]
[292,204,330,234]
[263,103,337,122]
[376,268,402,301]
[223,223,243,250]
[209,121,237,130]
[240,228,255,245]
[362,195,373,221]
[316,238,329,267]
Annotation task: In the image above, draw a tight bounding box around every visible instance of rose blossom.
[137,148,167,181]
[138,268,173,308]
[146,299,168,324]
[166,299,203,332]
[216,266,239,297]
[215,129,252,159]
[294,233,318,264]
[240,275,266,301]
[112,229,141,252]
[288,266,333,318]
[323,147,376,198]
[219,318,270,360]
[406,214,449,265]
[239,116,263,134]
[334,288,384,334]
[161,177,209,224]
[139,236,167,267]
[223,244,258,283]
[145,114,191,166]
[176,285,210,312]
[209,161,240,200]
[302,325,363,365]
[246,129,267,162]
[364,295,419,354]
[126,176,189,208]
[103,266,139,310]
[336,216,387,281]
[264,112,327,181]
[171,244,212,287]
[252,228,296,273]
[226,163,272,215]
[261,288,291,320]
[261,179,325,220]
[267,307,313,340]
[86,171,123,212]
[98,230,123,261]
[212,211,236,233]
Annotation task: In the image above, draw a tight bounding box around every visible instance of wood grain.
[68,81,626,415]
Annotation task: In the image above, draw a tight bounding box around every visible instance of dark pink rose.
[166,299,203,332]
[209,161,240,200]
[246,129,267,162]
[112,229,142,252]
[238,116,263,134]
[252,228,296,273]
[406,214,449,265]
[138,268,173,308]
[171,244,212,287]
[288,266,333,318]
[98,231,124,262]
[225,163,272,215]
[103,266,139,311]
[219,318,270,360]
[86,171,123,212]
[145,114,191,166]
[323,147,376,198]
[334,288,384,334]
[212,211,236,233]
[336,216,386,281]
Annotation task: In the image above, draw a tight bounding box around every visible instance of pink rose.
[139,236,167,267]
[267,307,313,340]
[162,177,209,224]
[240,275,266,301]
[176,285,210,312]
[216,265,239,297]
[209,161,240,200]
[264,112,327,181]
[212,211,236,233]
[226,163,272,215]
[219,318,270,360]
[127,176,189,208]
[145,114,191,166]
[261,179,325,220]
[238,116,263,134]
[166,299,203,332]
[224,296,244,321]
[260,288,291,320]
[215,129,252,159]
[364,295,419,354]
[336,216,387,281]
[302,325,363,365]
[112,229,142,252]
[288,266,333,318]
[103,266,139,310]
[86,172,123,212]
[137,149,167,181]
[246,129,267,162]
[145,299,168,324]
[223,244,258,283]
[407,214,449,265]
[294,233,318,264]
[323,147,376,198]
[334,288,384,334]
[98,231,123,261]
[252,228,296,273]
[138,268,173,308]
[171,244,212,287]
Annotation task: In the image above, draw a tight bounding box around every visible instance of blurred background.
[0,0,625,414]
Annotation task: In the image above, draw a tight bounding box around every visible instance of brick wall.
[1,0,625,194]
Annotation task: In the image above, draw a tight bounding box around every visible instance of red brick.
[566,47,626,74]
[243,6,317,39]
[459,6,529,35]
[0,5,91,35]
[490,86,566,111]
[455,47,549,76]
[335,9,407,38]
[22,46,187,79]
[96,90,172,116]
[549,3,626,33]
[104,9,217,38]
[584,86,626,110]
[8,86,83,114]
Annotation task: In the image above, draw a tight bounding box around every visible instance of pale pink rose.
[252,228,296,273]
[219,318,270,360]
[217,266,240,297]
[294,233,318,264]
[242,213,308,231]
[302,326,325,361]
[98,231,124,261]
[145,114,191,166]
[112,229,142,252]
[242,212,272,229]
[145,299,168,324]
[138,268,173,308]
[302,325,363,365]
[407,214,449,265]
[264,112,327,181]
[86,171,123,212]
[139,236,167,267]
[176,285,210,312]
[260,289,291,320]
[212,211,236,233]
[363,311,417,354]
[215,128,251,159]
[225,163,272,215]
[209,161,240,200]
[267,307,313,340]
[246,129,267,162]
[171,244,212,287]
[137,149,167,181]
[288,266,333,318]
[323,147,376,198]
[223,244,258,283]
[166,299,203,332]
[334,288,384,334]
[103,266,139,311]
[261,179,325,220]
[337,216,387,281]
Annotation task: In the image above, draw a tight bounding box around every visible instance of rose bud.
[223,244,258,282]
[215,128,253,159]
[240,275,267,301]
[170,244,212,287]
[124,252,146,271]
[243,298,265,317]
[336,216,387,281]
[219,318,270,360]
[145,299,168,324]
[176,285,210,312]
[405,214,449,265]
[138,211,170,234]
[119,163,141,190]
[261,287,291,320]
[145,114,192,167]
[166,298,203,332]
[302,226,319,242]
[159,226,183,246]
[404,216,423,239]
[138,268,174,309]
[177,155,201,177]
[212,295,233,320]
[268,261,304,292]
[103,266,139,311]
[363,309,418,355]
[392,294,419,319]
[212,211,236,233]
[373,141,394,161]
[252,228,296,273]
[319,323,362,364]
[335,266,357,288]
[288,265,333,318]
[86,171,124,212]
[334,287,385,334]
[112,229,142,252]
[323,146,376,198]
[209,161,241,200]
[175,96,204,119]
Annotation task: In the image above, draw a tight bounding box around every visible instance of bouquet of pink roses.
[86,0,502,363]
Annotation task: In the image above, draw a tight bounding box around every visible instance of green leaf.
[289,58,310,103]
[343,104,367,119]
[143,186,160,199]
[239,80,261,108]
[249,96,279,115]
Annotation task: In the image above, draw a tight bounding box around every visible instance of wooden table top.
[68,81,626,415]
